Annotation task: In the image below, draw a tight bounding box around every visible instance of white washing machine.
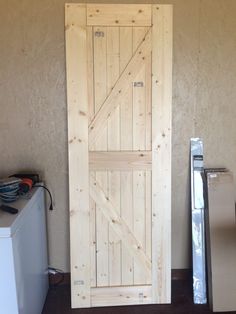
[0,187,48,314]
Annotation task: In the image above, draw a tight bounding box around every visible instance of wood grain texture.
[90,175,152,273]
[132,27,149,285]
[87,26,96,288]
[119,27,134,286]
[66,3,172,307]
[91,285,152,307]
[106,27,121,286]
[89,151,152,171]
[89,29,151,147]
[93,26,109,287]
[87,4,152,26]
[65,3,90,308]
[151,4,172,303]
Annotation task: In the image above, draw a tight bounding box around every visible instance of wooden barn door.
[65,3,172,308]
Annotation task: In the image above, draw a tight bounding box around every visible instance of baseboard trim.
[49,269,191,286]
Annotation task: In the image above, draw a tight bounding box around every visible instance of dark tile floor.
[42,279,234,314]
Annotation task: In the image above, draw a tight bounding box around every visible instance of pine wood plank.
[144,35,152,286]
[90,175,152,273]
[120,27,133,151]
[87,4,152,27]
[93,26,109,287]
[120,27,133,73]
[87,27,95,125]
[89,29,151,147]
[120,171,134,285]
[89,151,152,171]
[106,27,121,286]
[91,285,152,306]
[145,170,152,284]
[65,3,90,308]
[151,4,172,303]
[145,53,152,151]
[119,26,134,286]
[132,27,148,285]
[87,26,97,288]
[133,171,146,284]
[95,172,109,286]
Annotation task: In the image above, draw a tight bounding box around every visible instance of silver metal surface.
[190,138,207,304]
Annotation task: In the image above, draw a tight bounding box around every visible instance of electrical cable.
[34,185,53,210]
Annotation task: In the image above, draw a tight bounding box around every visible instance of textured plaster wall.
[0,0,236,271]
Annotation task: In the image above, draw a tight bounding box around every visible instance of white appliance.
[0,187,48,314]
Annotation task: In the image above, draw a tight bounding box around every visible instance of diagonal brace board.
[90,175,152,273]
[89,28,152,146]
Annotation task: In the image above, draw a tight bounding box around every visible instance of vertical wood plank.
[132,27,148,285]
[87,26,97,288]
[65,3,90,308]
[152,4,172,303]
[107,27,121,286]
[145,170,152,284]
[120,27,133,73]
[120,27,133,151]
[120,27,134,286]
[144,35,152,286]
[96,171,109,286]
[120,171,134,285]
[87,27,95,125]
[145,52,152,151]
[133,171,146,284]
[93,26,109,287]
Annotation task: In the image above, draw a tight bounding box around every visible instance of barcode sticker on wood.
[74,280,85,286]
[95,31,105,37]
[133,81,144,87]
